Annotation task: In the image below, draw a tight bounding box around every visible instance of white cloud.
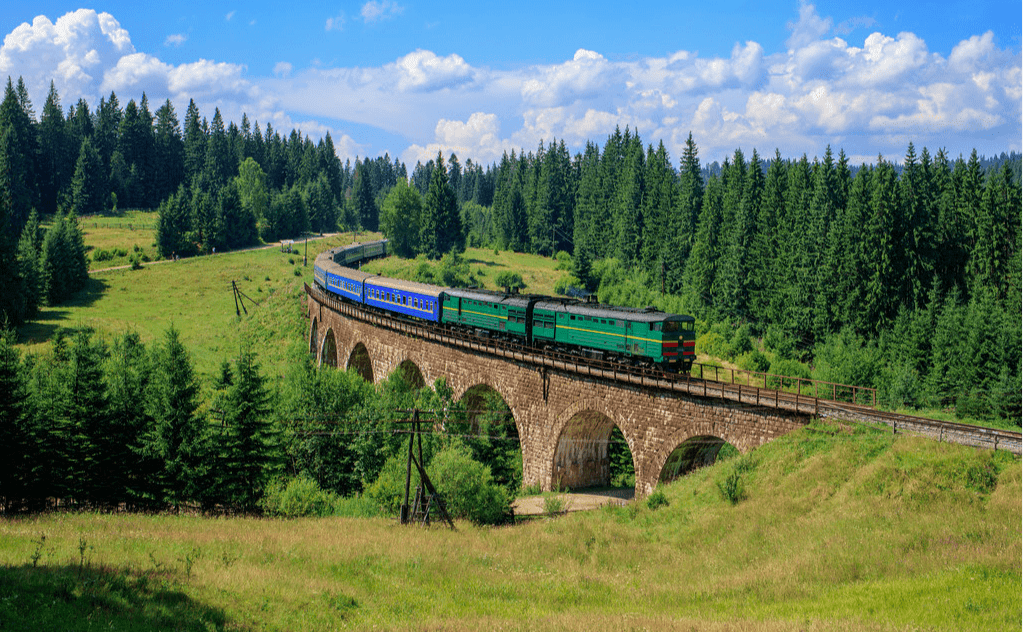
[273,61,293,78]
[390,49,474,92]
[325,14,345,32]
[361,1,404,23]
[521,49,618,107]
[786,1,832,50]
[403,112,505,166]
[165,33,186,47]
[225,11,236,21]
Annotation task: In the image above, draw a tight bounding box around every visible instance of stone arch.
[549,399,634,491]
[651,423,749,488]
[309,317,319,355]
[392,359,426,390]
[346,342,374,382]
[455,383,522,489]
[320,329,338,368]
[656,435,740,484]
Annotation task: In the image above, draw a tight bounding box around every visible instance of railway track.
[307,283,1022,456]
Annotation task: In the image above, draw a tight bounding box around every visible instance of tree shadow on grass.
[0,564,237,631]
[15,277,110,345]
[467,258,507,268]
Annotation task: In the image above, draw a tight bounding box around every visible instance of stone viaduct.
[305,284,816,496]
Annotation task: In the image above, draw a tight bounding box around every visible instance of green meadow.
[0,423,1019,631]
[17,224,361,379]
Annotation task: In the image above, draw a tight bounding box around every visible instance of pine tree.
[37,81,69,216]
[104,332,157,507]
[16,211,41,320]
[0,328,31,510]
[860,157,900,335]
[422,152,461,258]
[183,100,206,184]
[145,326,209,507]
[71,137,108,216]
[352,159,379,232]
[664,133,703,294]
[219,350,278,511]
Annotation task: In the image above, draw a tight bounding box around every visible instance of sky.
[1,1,1020,169]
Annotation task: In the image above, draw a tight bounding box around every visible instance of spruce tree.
[220,350,278,511]
[71,137,108,216]
[0,329,31,510]
[145,326,208,508]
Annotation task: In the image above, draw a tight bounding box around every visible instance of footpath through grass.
[0,421,1018,631]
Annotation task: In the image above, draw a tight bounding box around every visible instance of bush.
[261,476,340,517]
[730,323,754,355]
[542,493,568,516]
[92,248,113,262]
[737,350,770,373]
[554,251,572,270]
[428,446,512,525]
[365,454,418,515]
[716,454,756,505]
[494,271,526,292]
[696,331,731,360]
[646,489,669,510]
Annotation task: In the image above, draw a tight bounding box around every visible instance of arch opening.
[551,410,633,491]
[309,317,319,355]
[658,436,739,484]
[320,329,338,368]
[393,359,425,390]
[346,343,374,382]
[456,384,521,492]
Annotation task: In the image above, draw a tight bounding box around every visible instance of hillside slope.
[0,419,1018,631]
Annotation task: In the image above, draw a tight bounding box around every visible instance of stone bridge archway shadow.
[455,384,522,491]
[551,408,635,491]
[346,342,374,382]
[658,435,740,484]
[320,329,338,368]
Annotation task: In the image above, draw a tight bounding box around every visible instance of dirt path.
[512,487,634,516]
[90,233,344,274]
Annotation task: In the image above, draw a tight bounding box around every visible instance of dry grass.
[2,422,1019,631]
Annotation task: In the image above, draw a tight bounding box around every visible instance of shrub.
[365,454,418,515]
[646,489,669,510]
[737,350,770,373]
[730,323,754,356]
[542,493,568,516]
[428,446,512,525]
[696,331,730,360]
[261,476,340,517]
[92,249,113,262]
[494,271,526,292]
[717,470,746,505]
[554,251,572,270]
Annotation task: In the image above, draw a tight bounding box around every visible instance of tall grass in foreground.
[1,420,1018,631]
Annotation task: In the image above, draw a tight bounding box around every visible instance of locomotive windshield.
[663,321,679,333]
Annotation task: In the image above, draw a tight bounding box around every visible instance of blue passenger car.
[364,276,443,322]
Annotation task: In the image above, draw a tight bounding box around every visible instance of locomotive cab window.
[663,321,680,333]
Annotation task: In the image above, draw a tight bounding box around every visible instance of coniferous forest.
[0,75,1020,513]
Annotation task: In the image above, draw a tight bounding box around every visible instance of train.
[313,239,696,372]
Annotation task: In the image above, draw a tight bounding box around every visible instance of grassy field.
[80,210,161,270]
[16,228,363,379]
[360,247,572,296]
[0,421,1019,631]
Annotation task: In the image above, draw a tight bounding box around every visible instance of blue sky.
[2,2,1020,167]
